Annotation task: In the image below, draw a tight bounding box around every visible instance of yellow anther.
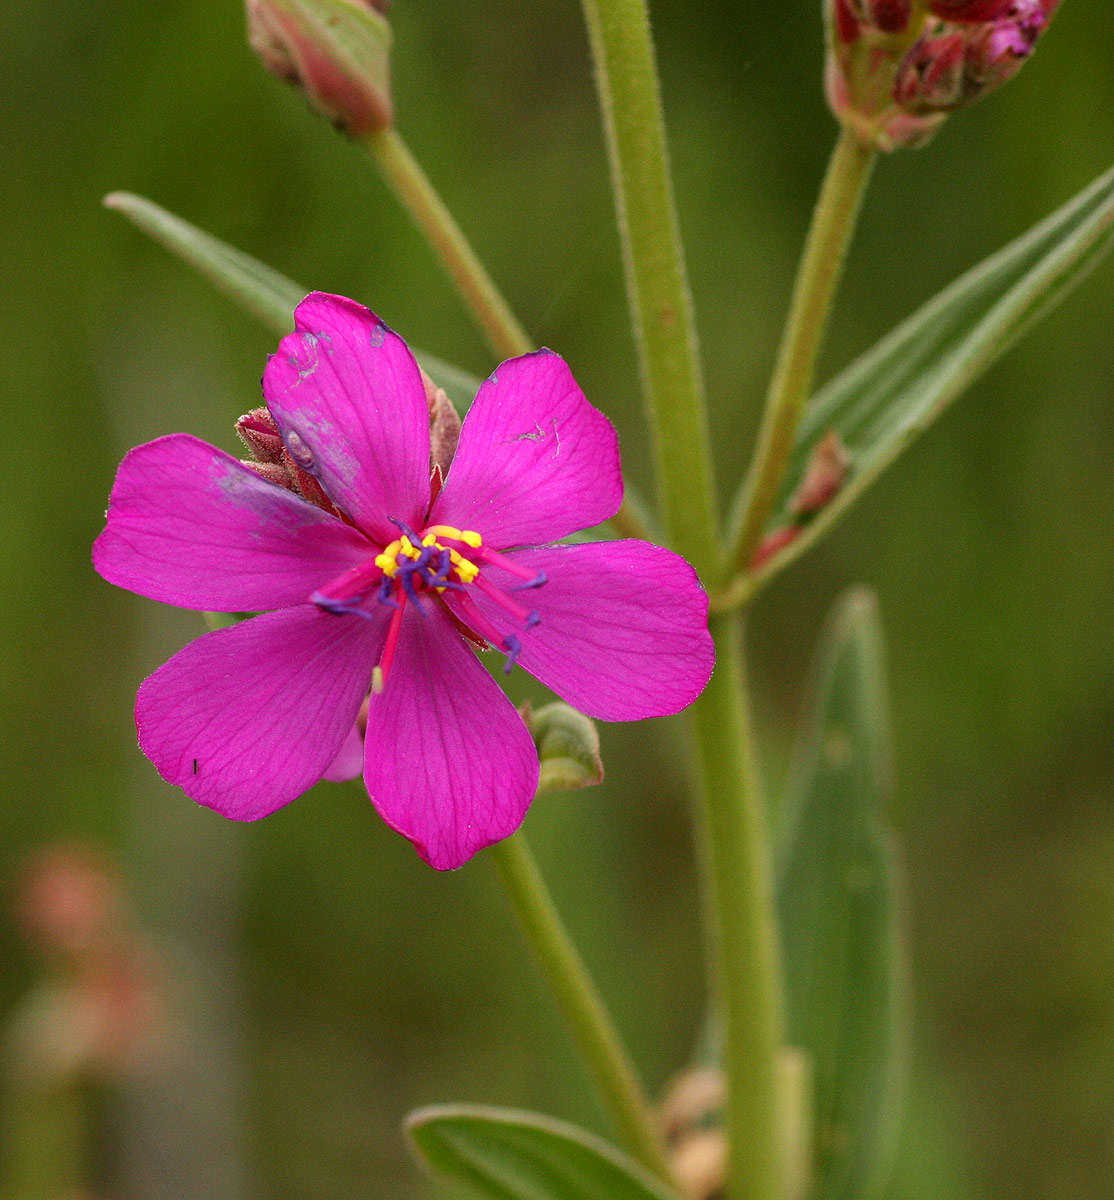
[424,524,483,549]
[375,527,484,587]
[374,538,404,576]
[449,548,480,583]
[371,666,385,695]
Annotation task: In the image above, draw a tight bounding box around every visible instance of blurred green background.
[4,2,1113,1197]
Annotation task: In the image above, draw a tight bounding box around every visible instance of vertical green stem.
[726,129,876,574]
[489,833,675,1184]
[580,3,785,1197]
[689,615,784,1200]
[579,0,719,579]
[363,128,532,361]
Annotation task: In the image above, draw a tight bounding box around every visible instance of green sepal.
[406,1104,681,1200]
[776,588,911,1200]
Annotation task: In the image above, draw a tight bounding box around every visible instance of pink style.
[94,293,714,870]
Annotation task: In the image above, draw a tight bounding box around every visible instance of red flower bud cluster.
[896,0,1054,115]
[825,0,1059,149]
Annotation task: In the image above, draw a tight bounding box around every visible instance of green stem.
[364,125,653,544]
[579,0,719,579]
[363,128,532,361]
[726,129,876,576]
[489,833,675,1185]
[580,4,785,1197]
[688,615,784,1200]
[3,1023,88,1200]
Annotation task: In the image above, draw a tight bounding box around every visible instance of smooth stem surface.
[364,128,532,361]
[489,833,675,1184]
[726,129,876,576]
[580,0,719,580]
[688,615,784,1200]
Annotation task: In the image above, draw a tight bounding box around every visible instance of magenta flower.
[94,293,714,869]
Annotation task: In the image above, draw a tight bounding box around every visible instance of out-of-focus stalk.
[726,129,875,577]
[579,0,719,580]
[362,128,533,361]
[578,4,786,1199]
[686,616,785,1200]
[489,833,675,1185]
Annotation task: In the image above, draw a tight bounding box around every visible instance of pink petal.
[136,606,386,821]
[323,723,364,782]
[94,434,374,611]
[430,350,622,547]
[262,293,431,543]
[362,603,539,870]
[448,541,714,721]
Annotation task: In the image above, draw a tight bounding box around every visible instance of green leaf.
[776,588,910,1200]
[104,191,305,332]
[102,191,483,413]
[757,160,1114,583]
[406,1105,680,1200]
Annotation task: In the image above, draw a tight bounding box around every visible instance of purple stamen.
[427,547,454,588]
[512,571,547,591]
[502,634,523,673]
[377,576,398,606]
[310,592,379,620]
[388,516,423,545]
[398,562,427,611]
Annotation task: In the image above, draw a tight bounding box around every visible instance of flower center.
[311,520,546,694]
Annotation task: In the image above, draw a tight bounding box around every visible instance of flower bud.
[523,702,604,794]
[16,843,123,959]
[421,368,462,481]
[928,0,1016,19]
[895,1,1053,116]
[236,405,337,511]
[824,0,950,150]
[826,0,1058,149]
[236,406,286,463]
[658,1066,726,1200]
[791,431,850,517]
[245,0,393,136]
[848,0,913,34]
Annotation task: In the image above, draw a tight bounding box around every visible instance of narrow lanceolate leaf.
[750,160,1114,588]
[102,191,483,412]
[776,588,910,1200]
[104,192,305,332]
[406,1105,681,1200]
